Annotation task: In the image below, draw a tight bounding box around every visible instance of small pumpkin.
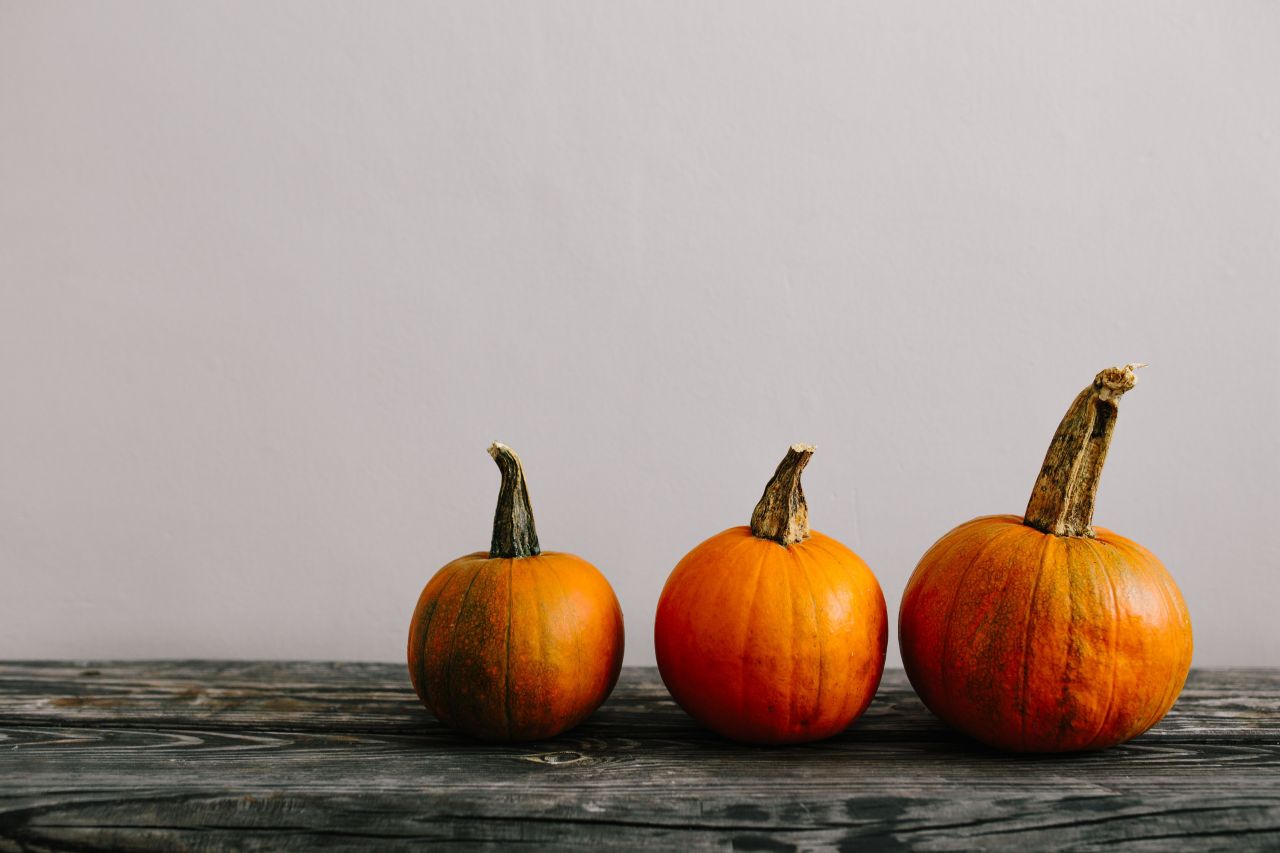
[899,365,1193,752]
[654,445,888,744]
[407,443,624,741]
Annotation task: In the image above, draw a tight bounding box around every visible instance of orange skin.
[899,515,1193,752]
[408,551,624,741]
[655,527,888,744]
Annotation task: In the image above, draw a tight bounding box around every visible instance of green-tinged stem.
[488,442,541,558]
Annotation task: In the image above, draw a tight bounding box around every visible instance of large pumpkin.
[655,445,887,744]
[899,365,1193,752]
[407,443,624,741]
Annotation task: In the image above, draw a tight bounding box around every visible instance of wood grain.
[2,664,1277,851]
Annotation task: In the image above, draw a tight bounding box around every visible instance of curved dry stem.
[488,442,541,558]
[750,444,816,546]
[1023,364,1144,537]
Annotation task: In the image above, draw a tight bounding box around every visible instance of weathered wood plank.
[1,664,1277,851]
[1,664,1276,741]
[6,723,1280,790]
[2,788,1278,852]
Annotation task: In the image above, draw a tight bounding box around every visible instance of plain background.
[2,2,1277,667]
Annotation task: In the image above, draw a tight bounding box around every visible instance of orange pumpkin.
[407,443,624,741]
[899,365,1193,752]
[654,445,887,744]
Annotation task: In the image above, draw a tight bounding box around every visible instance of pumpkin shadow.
[397,685,1150,763]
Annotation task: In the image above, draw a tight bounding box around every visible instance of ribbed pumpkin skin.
[408,551,624,741]
[655,526,888,744]
[899,515,1193,752]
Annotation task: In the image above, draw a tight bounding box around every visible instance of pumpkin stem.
[1023,364,1145,538]
[750,444,815,547]
[488,442,541,559]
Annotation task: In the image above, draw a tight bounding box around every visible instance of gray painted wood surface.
[1,663,1276,851]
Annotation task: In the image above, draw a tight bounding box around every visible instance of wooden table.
[1,663,1276,850]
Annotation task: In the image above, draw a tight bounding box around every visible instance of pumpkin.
[407,443,624,741]
[654,445,888,744]
[898,365,1193,752]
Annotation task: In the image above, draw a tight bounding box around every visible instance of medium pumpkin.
[899,365,1193,752]
[654,445,888,744]
[407,443,624,741]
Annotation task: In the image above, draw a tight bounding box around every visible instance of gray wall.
[2,2,1276,666]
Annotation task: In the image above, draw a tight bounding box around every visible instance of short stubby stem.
[750,444,815,547]
[1023,364,1144,538]
[488,442,541,558]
